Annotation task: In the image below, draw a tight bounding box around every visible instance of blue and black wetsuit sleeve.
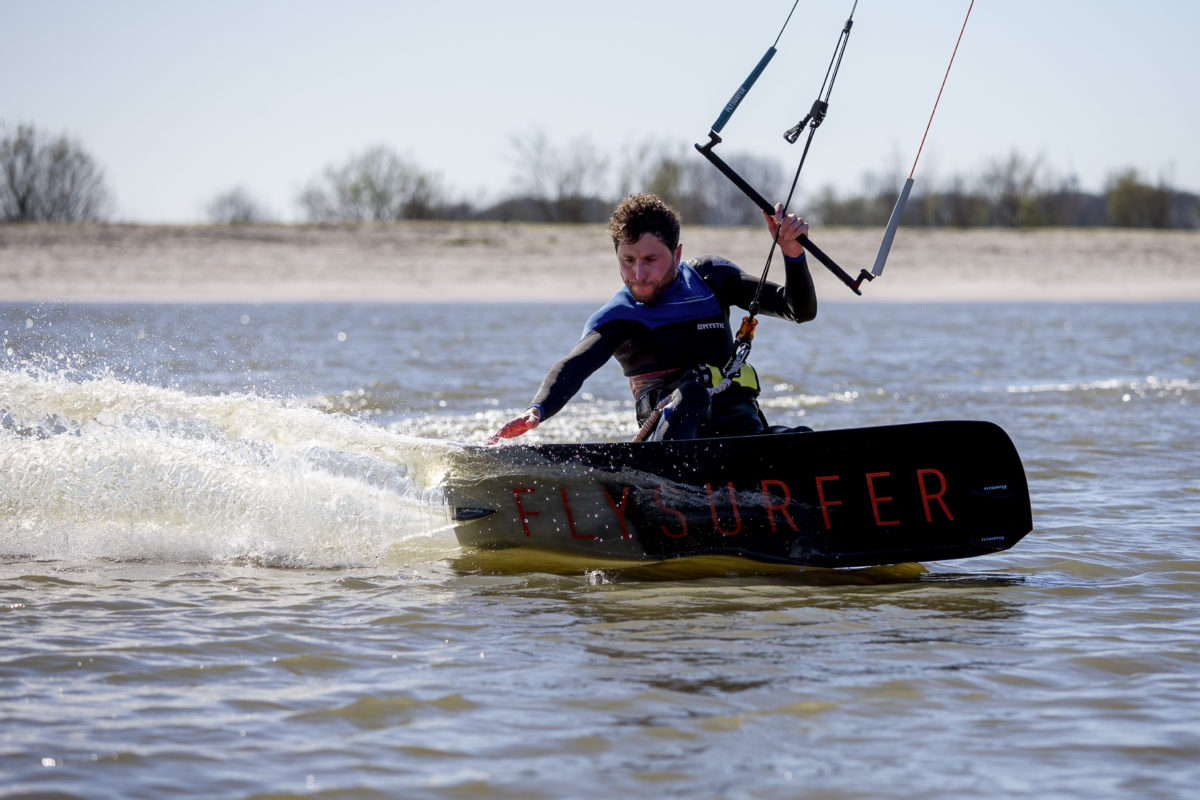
[760,253,818,323]
[529,328,619,420]
[698,253,817,323]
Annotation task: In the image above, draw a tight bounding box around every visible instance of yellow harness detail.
[701,363,760,393]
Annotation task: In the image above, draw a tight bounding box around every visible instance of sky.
[3,0,1198,223]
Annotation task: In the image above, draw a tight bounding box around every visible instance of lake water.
[2,299,1198,799]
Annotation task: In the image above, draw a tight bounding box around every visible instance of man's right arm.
[488,329,617,443]
[529,330,614,420]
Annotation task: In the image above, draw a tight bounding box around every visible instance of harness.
[629,361,759,403]
[700,362,759,393]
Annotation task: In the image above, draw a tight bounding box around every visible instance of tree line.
[812,152,1198,229]
[4,121,1197,229]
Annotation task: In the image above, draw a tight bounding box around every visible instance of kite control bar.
[695,132,874,295]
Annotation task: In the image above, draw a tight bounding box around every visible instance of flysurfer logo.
[724,88,747,113]
[504,466,957,540]
[696,322,724,331]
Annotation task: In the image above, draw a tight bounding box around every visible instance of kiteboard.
[444,420,1032,569]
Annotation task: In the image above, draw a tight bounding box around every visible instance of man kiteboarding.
[489,192,817,444]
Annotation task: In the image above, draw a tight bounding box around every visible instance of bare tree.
[507,130,609,222]
[1,122,112,222]
[979,151,1047,226]
[298,145,444,222]
[206,185,273,224]
[615,138,707,223]
[616,136,786,226]
[712,152,787,225]
[929,174,986,227]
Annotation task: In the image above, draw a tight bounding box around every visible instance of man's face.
[617,233,681,304]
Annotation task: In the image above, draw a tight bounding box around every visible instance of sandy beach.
[2,222,1198,303]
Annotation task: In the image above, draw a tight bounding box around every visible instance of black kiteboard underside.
[444,420,1032,569]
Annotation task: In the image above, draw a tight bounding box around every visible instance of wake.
[1,368,459,567]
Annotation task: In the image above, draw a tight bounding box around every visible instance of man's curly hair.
[607,193,680,252]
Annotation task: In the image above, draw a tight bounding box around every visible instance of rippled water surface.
[2,300,1198,799]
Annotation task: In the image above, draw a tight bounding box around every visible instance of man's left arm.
[754,207,817,323]
[757,251,817,323]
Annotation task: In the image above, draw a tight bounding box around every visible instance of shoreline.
[2,222,1198,303]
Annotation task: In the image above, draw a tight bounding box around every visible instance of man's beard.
[625,265,677,304]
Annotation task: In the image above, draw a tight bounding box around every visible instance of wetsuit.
[528,252,817,439]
